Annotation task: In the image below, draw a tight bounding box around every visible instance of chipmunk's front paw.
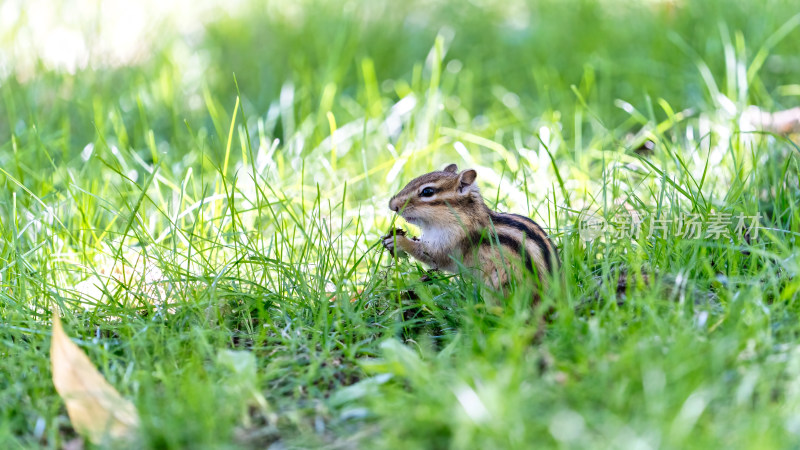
[381,228,408,258]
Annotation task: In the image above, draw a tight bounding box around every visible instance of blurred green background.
[3,0,800,168]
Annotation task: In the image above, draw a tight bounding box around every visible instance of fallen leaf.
[743,106,800,134]
[50,312,139,444]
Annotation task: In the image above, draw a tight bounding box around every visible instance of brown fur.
[383,164,558,295]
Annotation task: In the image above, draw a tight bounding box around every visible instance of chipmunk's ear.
[443,163,458,173]
[457,169,477,193]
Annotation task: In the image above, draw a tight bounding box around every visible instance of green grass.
[2,0,800,447]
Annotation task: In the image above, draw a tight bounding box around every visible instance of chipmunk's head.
[388,163,484,228]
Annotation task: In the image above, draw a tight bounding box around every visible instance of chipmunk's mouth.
[400,214,421,226]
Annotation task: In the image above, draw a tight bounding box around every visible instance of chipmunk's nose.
[389,197,400,212]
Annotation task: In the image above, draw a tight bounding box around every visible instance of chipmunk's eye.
[420,187,435,197]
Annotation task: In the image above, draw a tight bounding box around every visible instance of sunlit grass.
[2,0,800,448]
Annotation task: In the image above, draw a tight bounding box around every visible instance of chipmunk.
[382,163,558,295]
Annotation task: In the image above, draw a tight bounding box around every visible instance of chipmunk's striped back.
[490,212,557,281]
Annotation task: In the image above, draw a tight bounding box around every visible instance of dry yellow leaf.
[50,312,139,444]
